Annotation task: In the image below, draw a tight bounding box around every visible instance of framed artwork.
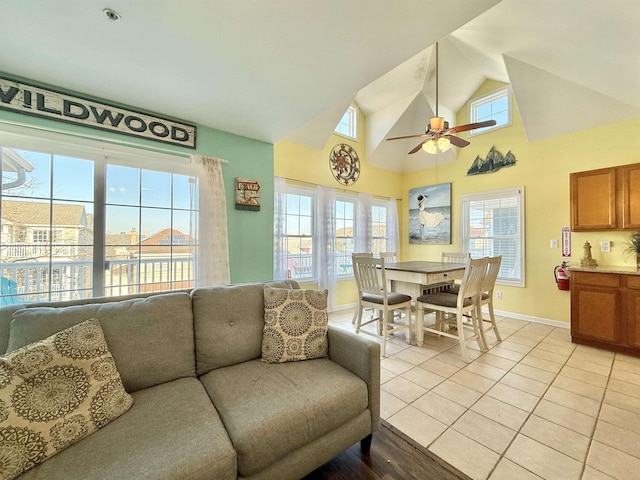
[235,178,261,211]
[409,183,451,244]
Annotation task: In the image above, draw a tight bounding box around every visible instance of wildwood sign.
[0,76,197,148]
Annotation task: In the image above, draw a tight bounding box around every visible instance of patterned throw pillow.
[262,286,329,363]
[0,318,133,480]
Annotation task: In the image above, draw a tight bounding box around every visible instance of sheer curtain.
[315,185,337,309]
[189,155,230,286]
[356,192,373,253]
[387,198,400,254]
[273,177,288,280]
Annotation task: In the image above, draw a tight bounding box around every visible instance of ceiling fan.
[386,42,496,154]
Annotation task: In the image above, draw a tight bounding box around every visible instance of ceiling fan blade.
[409,142,425,154]
[447,135,470,148]
[387,133,429,141]
[447,119,497,134]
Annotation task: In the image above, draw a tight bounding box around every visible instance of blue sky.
[4,149,193,237]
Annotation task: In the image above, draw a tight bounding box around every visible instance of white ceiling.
[1,0,639,173]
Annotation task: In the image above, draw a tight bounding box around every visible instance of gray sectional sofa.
[0,281,380,480]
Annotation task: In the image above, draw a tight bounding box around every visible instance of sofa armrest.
[327,326,380,433]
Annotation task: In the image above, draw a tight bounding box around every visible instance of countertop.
[568,265,640,276]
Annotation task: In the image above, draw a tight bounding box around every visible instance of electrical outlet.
[601,241,611,252]
[495,291,502,300]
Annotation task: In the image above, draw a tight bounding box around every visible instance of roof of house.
[136,228,194,254]
[1,199,87,227]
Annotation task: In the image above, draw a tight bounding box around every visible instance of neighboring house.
[126,228,195,293]
[0,199,91,262]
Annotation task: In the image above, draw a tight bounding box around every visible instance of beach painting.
[409,183,451,244]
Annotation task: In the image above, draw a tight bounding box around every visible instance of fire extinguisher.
[554,261,570,291]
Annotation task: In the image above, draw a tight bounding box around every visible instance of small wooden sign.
[235,178,261,211]
[0,75,197,148]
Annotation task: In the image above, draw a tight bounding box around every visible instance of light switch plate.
[550,239,559,248]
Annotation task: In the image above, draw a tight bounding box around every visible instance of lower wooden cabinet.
[571,269,640,355]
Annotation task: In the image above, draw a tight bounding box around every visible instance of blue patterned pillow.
[262,286,329,363]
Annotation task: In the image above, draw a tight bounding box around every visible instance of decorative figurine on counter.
[580,240,598,267]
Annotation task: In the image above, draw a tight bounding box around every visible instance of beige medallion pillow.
[0,318,133,480]
[262,286,329,363]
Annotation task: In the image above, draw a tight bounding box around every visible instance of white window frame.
[460,186,525,287]
[468,86,511,136]
[280,185,315,282]
[371,201,389,255]
[0,124,197,301]
[334,105,358,140]
[335,195,356,277]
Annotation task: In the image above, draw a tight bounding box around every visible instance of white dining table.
[383,261,467,345]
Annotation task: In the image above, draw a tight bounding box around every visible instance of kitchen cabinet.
[621,163,640,229]
[571,267,640,355]
[570,162,640,231]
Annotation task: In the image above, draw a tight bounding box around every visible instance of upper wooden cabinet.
[621,164,640,229]
[570,163,640,231]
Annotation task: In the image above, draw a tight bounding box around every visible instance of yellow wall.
[274,106,404,306]
[404,80,640,324]
[275,84,640,323]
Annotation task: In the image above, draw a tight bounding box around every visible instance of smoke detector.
[103,8,121,22]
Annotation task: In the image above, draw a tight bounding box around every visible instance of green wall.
[0,73,274,284]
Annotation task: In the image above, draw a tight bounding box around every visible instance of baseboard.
[489,307,570,329]
[330,303,570,330]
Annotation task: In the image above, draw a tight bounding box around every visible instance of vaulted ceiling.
[1,1,639,173]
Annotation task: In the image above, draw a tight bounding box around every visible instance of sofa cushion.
[262,286,329,363]
[7,292,195,393]
[0,319,133,480]
[18,377,236,480]
[199,358,368,477]
[191,280,298,375]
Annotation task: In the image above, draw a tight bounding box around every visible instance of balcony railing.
[1,258,195,305]
[1,243,78,259]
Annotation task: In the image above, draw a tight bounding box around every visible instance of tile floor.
[328,308,640,480]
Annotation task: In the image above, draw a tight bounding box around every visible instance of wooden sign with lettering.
[0,76,197,148]
[235,178,261,211]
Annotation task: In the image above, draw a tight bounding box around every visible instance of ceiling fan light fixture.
[422,139,437,154]
[438,136,451,152]
[430,117,445,131]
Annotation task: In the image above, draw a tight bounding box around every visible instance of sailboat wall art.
[467,146,516,175]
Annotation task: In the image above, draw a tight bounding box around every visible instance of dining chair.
[442,251,470,263]
[379,251,397,263]
[415,257,488,362]
[351,252,374,325]
[475,255,503,348]
[352,255,412,357]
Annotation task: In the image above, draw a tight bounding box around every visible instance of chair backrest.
[457,257,488,304]
[482,256,502,294]
[352,255,387,298]
[379,252,397,263]
[353,252,373,258]
[442,252,470,263]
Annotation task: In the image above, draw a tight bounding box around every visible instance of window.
[335,198,355,275]
[32,229,50,243]
[460,187,525,287]
[371,203,388,255]
[280,190,314,280]
[274,181,398,282]
[334,105,358,140]
[468,86,511,136]
[0,132,198,304]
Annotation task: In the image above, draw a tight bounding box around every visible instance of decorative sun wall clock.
[329,143,360,186]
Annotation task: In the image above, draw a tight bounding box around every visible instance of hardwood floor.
[303,421,465,480]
